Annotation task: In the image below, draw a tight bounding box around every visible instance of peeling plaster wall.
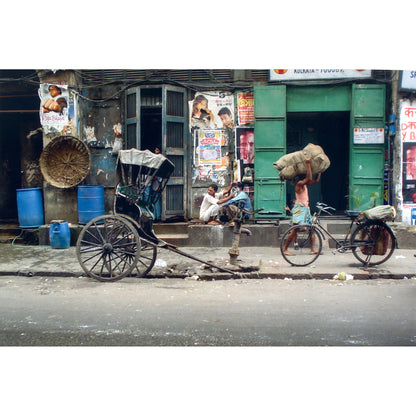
[37,72,123,223]
[77,85,123,213]
[37,71,79,223]
[190,128,234,218]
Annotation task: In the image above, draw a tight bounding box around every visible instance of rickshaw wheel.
[76,215,141,282]
[115,214,158,278]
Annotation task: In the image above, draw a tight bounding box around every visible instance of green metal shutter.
[349,84,386,210]
[254,85,287,218]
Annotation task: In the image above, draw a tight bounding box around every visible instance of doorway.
[286,111,350,213]
[126,85,187,220]
[140,88,162,152]
[0,112,42,221]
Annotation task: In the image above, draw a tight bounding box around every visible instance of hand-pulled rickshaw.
[76,149,255,282]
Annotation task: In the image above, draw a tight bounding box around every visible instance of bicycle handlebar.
[315,202,335,215]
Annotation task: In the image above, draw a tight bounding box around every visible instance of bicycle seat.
[345,210,361,218]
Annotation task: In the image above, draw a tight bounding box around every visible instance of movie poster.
[235,127,254,185]
[38,83,75,133]
[403,142,416,204]
[189,92,234,130]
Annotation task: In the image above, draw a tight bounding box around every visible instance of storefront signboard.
[353,127,384,144]
[269,69,371,81]
[400,71,416,92]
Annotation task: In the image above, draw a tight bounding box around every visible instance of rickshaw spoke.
[84,227,104,245]
[76,215,140,281]
[78,240,105,252]
[80,248,105,264]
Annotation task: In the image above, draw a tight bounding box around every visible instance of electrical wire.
[0,69,396,104]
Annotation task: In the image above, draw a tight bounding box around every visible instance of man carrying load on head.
[282,158,321,255]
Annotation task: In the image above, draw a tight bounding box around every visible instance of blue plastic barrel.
[16,188,44,228]
[411,208,416,225]
[49,221,71,249]
[77,185,105,224]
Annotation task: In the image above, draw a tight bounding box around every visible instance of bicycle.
[280,202,397,267]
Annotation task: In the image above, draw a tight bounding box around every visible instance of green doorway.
[254,83,386,217]
[286,111,350,213]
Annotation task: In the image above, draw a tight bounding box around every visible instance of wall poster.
[237,92,254,125]
[38,83,75,134]
[198,130,222,165]
[189,92,234,130]
[401,100,416,207]
[235,127,254,190]
[193,129,230,184]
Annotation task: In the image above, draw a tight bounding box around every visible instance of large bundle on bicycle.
[361,205,396,221]
[114,149,175,238]
[273,143,331,181]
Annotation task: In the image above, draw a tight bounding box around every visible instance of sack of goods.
[362,205,396,221]
[273,143,331,181]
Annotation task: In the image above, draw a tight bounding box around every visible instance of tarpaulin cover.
[273,143,331,181]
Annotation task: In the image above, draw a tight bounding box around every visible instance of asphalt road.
[1,275,415,346]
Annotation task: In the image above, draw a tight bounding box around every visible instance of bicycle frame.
[309,206,362,253]
[280,202,397,267]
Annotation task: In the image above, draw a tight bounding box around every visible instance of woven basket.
[40,136,91,188]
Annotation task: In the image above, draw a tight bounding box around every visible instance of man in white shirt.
[199,182,234,225]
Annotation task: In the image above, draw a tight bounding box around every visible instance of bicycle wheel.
[351,220,396,266]
[76,215,140,282]
[280,224,322,266]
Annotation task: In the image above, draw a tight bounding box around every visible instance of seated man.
[222,182,251,226]
[199,182,234,225]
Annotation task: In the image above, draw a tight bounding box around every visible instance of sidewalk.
[0,243,414,280]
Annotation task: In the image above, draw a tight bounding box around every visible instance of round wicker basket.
[40,136,91,188]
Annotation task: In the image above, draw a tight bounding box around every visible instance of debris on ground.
[333,272,354,281]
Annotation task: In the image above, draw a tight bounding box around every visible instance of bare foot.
[283,250,295,256]
[310,251,319,255]
[208,220,221,225]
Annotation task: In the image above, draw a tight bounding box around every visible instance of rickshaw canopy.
[118,149,175,179]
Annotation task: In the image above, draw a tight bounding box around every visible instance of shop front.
[397,71,416,224]
[253,82,387,218]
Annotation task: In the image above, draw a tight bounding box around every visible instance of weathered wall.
[190,127,234,219]
[37,71,123,223]
[77,85,123,214]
